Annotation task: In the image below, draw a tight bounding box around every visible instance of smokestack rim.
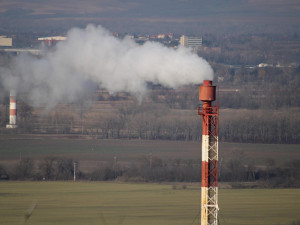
[203,80,212,87]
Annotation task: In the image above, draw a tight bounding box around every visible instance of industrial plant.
[0,14,299,224]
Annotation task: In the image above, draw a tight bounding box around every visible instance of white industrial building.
[0,36,12,47]
[38,36,67,47]
[179,35,202,51]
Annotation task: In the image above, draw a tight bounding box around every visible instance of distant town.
[1,31,299,70]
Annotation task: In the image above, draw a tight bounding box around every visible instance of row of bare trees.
[3,157,77,180]
[1,100,299,143]
[200,33,300,66]
[1,156,299,187]
[219,110,300,143]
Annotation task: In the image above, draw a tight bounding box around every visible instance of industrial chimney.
[6,90,18,128]
[198,80,219,225]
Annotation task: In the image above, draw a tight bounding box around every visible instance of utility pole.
[73,162,76,181]
[113,156,117,179]
[149,153,152,169]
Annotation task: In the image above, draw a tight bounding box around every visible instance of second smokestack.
[6,90,17,128]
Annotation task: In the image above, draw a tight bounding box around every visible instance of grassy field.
[0,181,299,225]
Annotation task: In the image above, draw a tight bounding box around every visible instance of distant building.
[112,32,119,37]
[167,33,173,39]
[179,35,202,51]
[0,36,12,47]
[258,63,272,68]
[0,48,41,56]
[137,35,149,41]
[157,34,166,39]
[38,36,67,47]
[203,46,221,54]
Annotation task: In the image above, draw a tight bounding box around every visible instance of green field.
[0,182,299,225]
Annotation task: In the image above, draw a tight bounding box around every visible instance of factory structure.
[198,80,219,225]
[180,35,202,51]
[38,36,67,47]
[0,36,12,47]
[6,90,18,129]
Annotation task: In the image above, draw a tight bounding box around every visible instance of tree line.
[216,66,300,110]
[1,100,299,144]
[1,156,299,188]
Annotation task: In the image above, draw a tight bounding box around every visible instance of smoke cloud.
[0,25,213,108]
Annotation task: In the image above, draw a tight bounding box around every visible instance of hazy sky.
[0,0,300,34]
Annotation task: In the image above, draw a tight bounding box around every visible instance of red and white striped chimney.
[198,80,219,225]
[6,90,18,128]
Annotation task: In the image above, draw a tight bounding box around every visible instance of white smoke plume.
[0,25,213,108]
